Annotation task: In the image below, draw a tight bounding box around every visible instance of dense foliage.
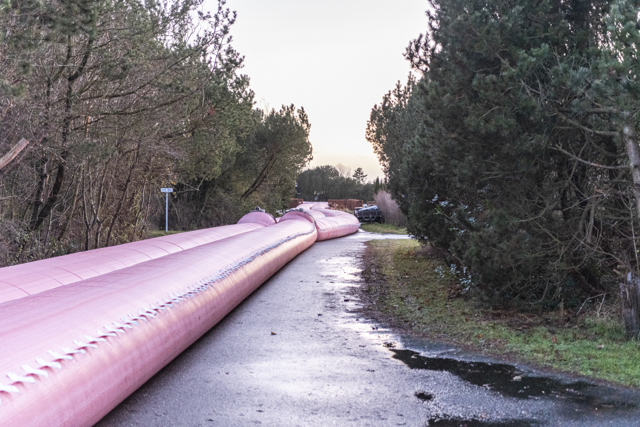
[0,0,311,265]
[296,165,374,201]
[368,0,640,312]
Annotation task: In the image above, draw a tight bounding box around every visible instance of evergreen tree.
[373,177,381,194]
[296,165,373,201]
[369,0,640,313]
[352,167,367,184]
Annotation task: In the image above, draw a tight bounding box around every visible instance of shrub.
[374,191,406,227]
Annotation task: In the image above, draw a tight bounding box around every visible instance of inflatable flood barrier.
[0,208,357,426]
[298,201,329,210]
[302,207,360,241]
[0,222,266,305]
[315,215,361,241]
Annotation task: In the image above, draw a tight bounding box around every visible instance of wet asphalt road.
[98,230,640,427]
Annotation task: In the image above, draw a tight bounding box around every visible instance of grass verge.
[360,222,407,234]
[144,230,183,239]
[359,239,640,388]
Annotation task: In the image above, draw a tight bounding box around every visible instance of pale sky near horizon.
[209,0,429,181]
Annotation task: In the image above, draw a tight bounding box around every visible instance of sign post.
[161,188,173,231]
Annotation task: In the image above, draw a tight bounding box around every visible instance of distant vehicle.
[354,205,384,223]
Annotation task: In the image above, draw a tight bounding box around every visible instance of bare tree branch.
[0,138,29,172]
[553,145,626,170]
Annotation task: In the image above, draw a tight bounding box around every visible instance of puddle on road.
[415,391,434,401]
[426,418,540,427]
[318,256,362,283]
[323,235,640,424]
[392,349,636,411]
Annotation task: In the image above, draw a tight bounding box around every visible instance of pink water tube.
[0,222,266,305]
[0,204,360,426]
[311,209,360,241]
[280,208,359,241]
[0,214,315,426]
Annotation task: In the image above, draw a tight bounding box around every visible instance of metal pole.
[165,192,169,232]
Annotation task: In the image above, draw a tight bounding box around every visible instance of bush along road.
[358,239,640,388]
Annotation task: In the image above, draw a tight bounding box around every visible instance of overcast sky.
[208,0,429,181]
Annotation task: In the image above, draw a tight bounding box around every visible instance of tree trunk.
[32,33,94,231]
[620,272,640,338]
[241,153,276,200]
[57,174,81,241]
[622,111,640,337]
[623,111,640,216]
[105,142,140,247]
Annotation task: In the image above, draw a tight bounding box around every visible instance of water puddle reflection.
[392,349,636,411]
[318,256,363,283]
[426,418,539,427]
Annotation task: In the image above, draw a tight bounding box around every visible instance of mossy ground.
[358,239,640,388]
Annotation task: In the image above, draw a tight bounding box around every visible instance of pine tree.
[352,167,367,184]
[370,0,640,314]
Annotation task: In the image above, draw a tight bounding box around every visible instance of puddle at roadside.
[317,256,363,283]
[392,349,637,411]
[323,233,640,424]
[426,418,540,427]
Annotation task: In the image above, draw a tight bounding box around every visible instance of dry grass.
[374,191,407,227]
[360,223,407,234]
